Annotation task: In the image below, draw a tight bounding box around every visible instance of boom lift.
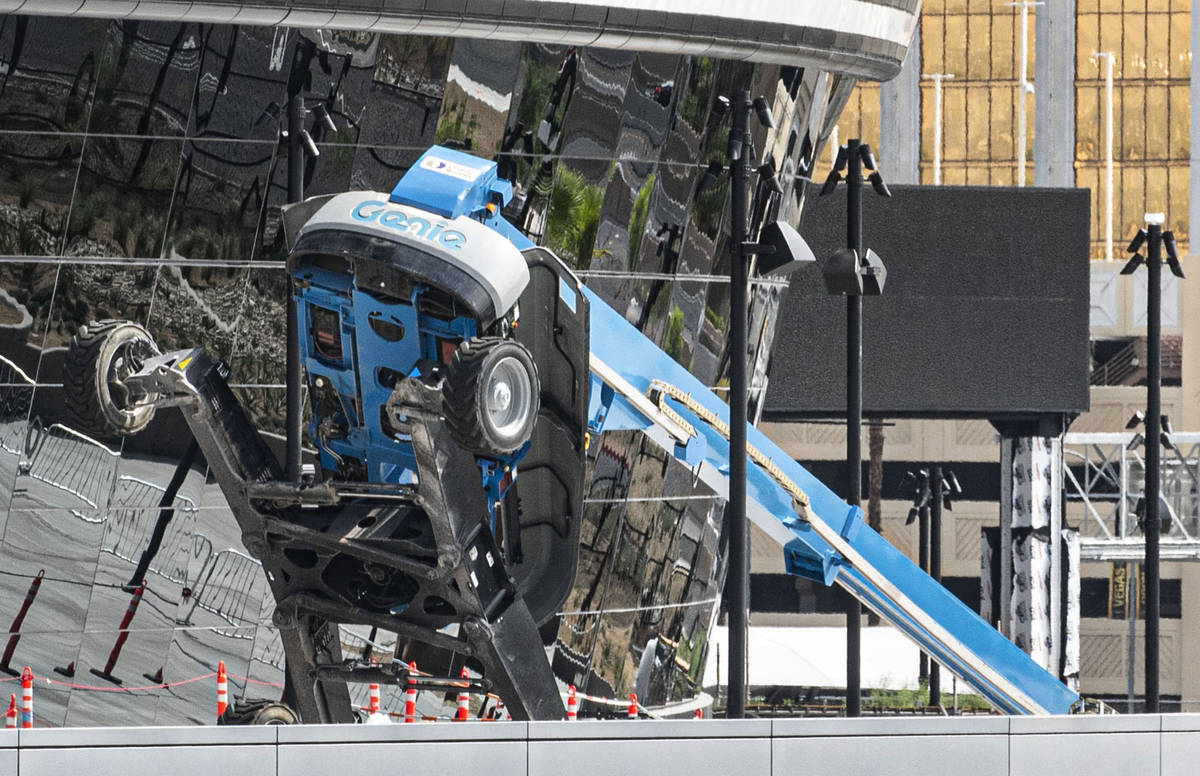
[64,146,1080,721]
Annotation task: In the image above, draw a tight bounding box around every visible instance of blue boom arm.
[382,146,1081,715]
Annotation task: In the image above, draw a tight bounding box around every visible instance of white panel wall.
[5,716,1200,776]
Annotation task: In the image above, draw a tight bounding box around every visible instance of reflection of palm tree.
[543,166,602,269]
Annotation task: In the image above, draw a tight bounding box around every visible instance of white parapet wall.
[2,716,1200,776]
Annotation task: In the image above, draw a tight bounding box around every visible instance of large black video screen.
[764,185,1090,421]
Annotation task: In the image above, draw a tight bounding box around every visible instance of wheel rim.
[97,327,159,431]
[483,355,533,442]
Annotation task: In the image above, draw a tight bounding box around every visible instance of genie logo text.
[351,201,466,251]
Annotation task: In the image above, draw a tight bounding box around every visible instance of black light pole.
[844,139,864,718]
[1120,216,1185,712]
[929,464,944,705]
[1144,224,1162,713]
[727,88,751,720]
[916,473,930,684]
[820,139,888,718]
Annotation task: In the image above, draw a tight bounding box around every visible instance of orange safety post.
[566,685,578,720]
[20,666,33,728]
[404,661,417,723]
[216,660,228,720]
[455,667,470,721]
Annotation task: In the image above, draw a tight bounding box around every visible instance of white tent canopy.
[703,625,922,690]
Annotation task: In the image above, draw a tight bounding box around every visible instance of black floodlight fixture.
[1120,253,1144,275]
[859,248,888,295]
[758,159,784,196]
[696,160,724,194]
[1126,410,1146,429]
[299,128,319,158]
[1127,228,1147,254]
[1126,432,1144,451]
[1160,414,1177,452]
[820,145,849,196]
[1134,495,1174,535]
[821,248,864,295]
[728,132,743,163]
[314,103,338,133]
[752,220,817,276]
[753,96,775,129]
[942,469,962,511]
[706,95,730,136]
[900,469,932,524]
[868,171,891,198]
[858,143,878,171]
[1164,231,1185,279]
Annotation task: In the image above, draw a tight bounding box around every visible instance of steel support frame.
[125,348,564,722]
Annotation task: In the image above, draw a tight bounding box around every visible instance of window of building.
[920,0,1035,186]
[1075,0,1190,259]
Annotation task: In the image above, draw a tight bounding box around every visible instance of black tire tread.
[62,319,152,439]
[443,337,538,456]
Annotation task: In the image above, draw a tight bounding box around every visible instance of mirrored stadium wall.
[0,17,864,725]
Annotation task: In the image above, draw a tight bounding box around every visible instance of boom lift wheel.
[62,319,160,439]
[443,337,539,456]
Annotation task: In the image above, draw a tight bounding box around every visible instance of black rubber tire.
[443,337,540,456]
[251,702,299,725]
[62,319,159,439]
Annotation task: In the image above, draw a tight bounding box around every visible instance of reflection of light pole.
[820,139,889,717]
[921,74,954,185]
[1095,52,1114,260]
[1007,1,1042,187]
[1121,216,1185,712]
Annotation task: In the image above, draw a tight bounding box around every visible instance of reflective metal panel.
[0,12,872,723]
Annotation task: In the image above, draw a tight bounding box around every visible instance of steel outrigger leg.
[126,348,564,722]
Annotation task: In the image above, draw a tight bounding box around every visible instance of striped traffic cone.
[455,667,469,721]
[216,660,228,721]
[89,581,146,684]
[404,661,417,723]
[364,681,391,725]
[627,692,638,720]
[4,694,14,728]
[566,685,578,720]
[20,666,33,728]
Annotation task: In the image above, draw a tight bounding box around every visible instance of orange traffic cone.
[566,685,578,720]
[4,694,14,729]
[20,666,33,728]
[693,708,703,719]
[404,661,417,723]
[455,667,470,721]
[216,660,228,721]
[627,692,638,719]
